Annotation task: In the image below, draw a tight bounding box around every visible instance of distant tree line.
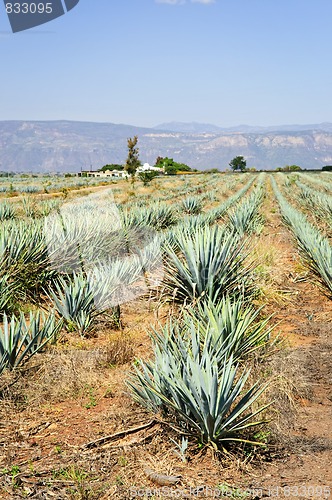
[275,164,302,172]
[95,137,332,176]
[155,156,193,175]
[99,164,124,172]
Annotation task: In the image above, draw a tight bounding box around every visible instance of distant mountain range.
[1,120,332,173]
[154,121,332,135]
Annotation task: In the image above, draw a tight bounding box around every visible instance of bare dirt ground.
[0,177,331,499]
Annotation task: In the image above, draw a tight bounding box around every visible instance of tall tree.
[124,136,141,179]
[229,156,246,172]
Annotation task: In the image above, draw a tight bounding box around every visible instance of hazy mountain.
[154,122,225,134]
[1,120,332,173]
[155,121,332,134]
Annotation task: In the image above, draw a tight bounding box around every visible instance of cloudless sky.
[1,0,332,127]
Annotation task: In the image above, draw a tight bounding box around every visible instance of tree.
[99,164,124,172]
[155,156,164,167]
[284,165,302,172]
[205,168,220,174]
[229,156,247,172]
[124,136,141,180]
[322,165,332,171]
[165,164,178,175]
[138,171,159,186]
[156,157,192,175]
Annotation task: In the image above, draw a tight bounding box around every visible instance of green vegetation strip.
[272,177,332,297]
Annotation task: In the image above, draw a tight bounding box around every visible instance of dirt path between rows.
[3,180,125,202]
[247,178,332,498]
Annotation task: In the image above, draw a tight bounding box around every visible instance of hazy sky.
[1,0,332,127]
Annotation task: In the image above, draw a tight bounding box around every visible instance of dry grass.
[263,348,310,438]
[0,334,135,409]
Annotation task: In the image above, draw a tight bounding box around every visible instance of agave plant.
[293,225,332,295]
[121,204,178,231]
[147,297,271,372]
[19,185,39,194]
[21,196,38,218]
[180,196,203,215]
[49,256,148,335]
[227,187,264,236]
[0,220,56,299]
[0,311,62,374]
[0,202,15,221]
[150,318,231,376]
[49,274,97,337]
[162,225,253,305]
[21,310,63,354]
[87,254,150,309]
[163,214,216,248]
[39,199,62,217]
[128,342,269,447]
[299,172,332,192]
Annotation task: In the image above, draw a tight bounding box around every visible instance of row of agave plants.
[298,172,332,193]
[124,173,242,210]
[272,177,332,298]
[0,175,109,194]
[0,198,62,221]
[117,175,256,235]
[295,179,332,228]
[127,176,274,450]
[0,173,231,222]
[156,173,242,203]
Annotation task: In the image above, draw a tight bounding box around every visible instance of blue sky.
[1,0,332,127]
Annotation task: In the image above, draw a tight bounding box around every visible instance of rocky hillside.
[0,120,332,172]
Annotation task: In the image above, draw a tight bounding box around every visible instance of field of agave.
[0,171,331,498]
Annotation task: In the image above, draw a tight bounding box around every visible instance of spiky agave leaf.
[48,273,96,336]
[187,297,272,360]
[22,310,63,354]
[0,311,62,374]
[0,274,18,315]
[0,352,8,375]
[0,202,15,221]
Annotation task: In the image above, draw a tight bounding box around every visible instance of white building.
[137,163,164,173]
[78,163,163,178]
[78,169,129,179]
